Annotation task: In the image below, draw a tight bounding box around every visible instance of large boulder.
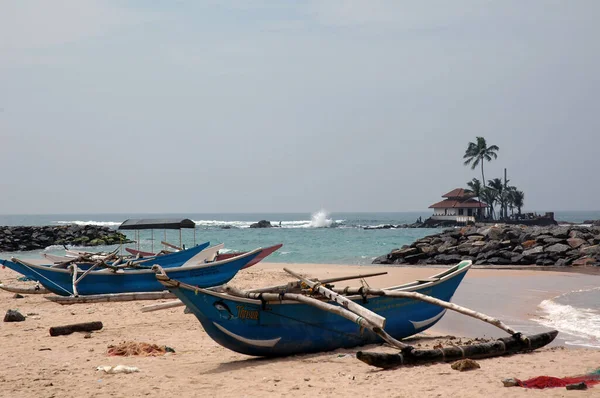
[249,220,272,228]
[481,227,503,241]
[580,245,600,255]
[550,226,571,239]
[567,238,586,249]
[544,243,570,254]
[434,254,463,265]
[523,246,544,257]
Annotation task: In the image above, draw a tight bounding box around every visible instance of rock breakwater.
[0,225,130,252]
[372,225,600,266]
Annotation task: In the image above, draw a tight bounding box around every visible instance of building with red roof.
[429,188,487,222]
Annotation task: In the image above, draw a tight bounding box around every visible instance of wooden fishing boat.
[0,247,264,296]
[127,243,283,269]
[154,261,473,357]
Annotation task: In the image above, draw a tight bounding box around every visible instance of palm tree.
[466,178,484,220]
[463,137,500,190]
[512,190,525,216]
[505,186,518,216]
[488,178,506,219]
[480,187,497,219]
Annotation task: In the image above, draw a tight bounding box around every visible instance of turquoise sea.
[1,210,600,264]
[0,211,436,264]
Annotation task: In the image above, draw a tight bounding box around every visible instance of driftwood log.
[356,330,558,369]
[49,321,103,336]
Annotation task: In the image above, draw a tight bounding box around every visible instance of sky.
[1,1,599,214]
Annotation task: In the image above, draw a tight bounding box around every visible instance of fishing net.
[107,341,174,356]
[516,368,600,389]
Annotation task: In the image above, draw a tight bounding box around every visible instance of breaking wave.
[535,288,600,348]
[56,220,121,227]
[193,210,343,229]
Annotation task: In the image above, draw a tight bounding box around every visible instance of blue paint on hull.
[0,248,262,296]
[164,262,470,357]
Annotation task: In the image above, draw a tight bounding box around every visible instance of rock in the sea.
[4,309,26,322]
[249,220,272,228]
[451,359,480,371]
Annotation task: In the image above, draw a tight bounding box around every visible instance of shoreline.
[1,262,599,397]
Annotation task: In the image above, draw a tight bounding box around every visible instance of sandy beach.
[1,263,599,397]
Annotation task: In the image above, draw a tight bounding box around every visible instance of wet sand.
[0,263,599,397]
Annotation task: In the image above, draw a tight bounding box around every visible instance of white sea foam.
[56,220,121,227]
[43,245,68,251]
[308,209,334,228]
[192,211,343,229]
[193,220,255,228]
[535,289,600,348]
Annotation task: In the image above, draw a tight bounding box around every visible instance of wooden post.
[49,321,103,336]
[283,268,386,329]
[69,264,79,297]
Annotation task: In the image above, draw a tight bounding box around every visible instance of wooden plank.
[46,291,176,305]
[141,300,183,313]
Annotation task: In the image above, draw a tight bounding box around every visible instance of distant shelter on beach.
[428,188,487,223]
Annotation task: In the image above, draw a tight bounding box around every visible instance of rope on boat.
[9,258,73,296]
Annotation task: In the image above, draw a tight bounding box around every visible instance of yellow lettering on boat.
[236,306,259,320]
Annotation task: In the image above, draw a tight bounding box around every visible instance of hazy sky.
[1,1,599,214]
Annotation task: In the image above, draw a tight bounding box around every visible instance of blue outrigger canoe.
[156,260,472,357]
[0,247,264,296]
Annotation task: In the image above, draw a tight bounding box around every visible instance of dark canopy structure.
[118,218,196,230]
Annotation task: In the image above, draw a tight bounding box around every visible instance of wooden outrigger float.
[0,282,49,295]
[153,260,558,363]
[356,330,559,369]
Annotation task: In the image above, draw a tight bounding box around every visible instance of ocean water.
[0,211,437,264]
[536,288,600,349]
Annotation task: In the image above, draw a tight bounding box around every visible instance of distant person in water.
[279,221,282,227]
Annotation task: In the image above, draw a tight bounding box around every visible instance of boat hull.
[0,248,262,296]
[162,262,470,357]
